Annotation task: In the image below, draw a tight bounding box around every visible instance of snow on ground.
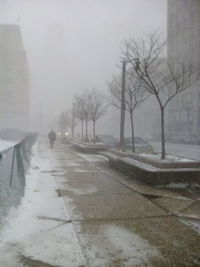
[77,224,159,266]
[160,183,200,189]
[140,153,195,162]
[63,183,98,195]
[77,153,108,162]
[180,218,200,234]
[0,142,86,267]
[71,167,97,173]
[188,220,200,233]
[105,226,159,265]
[0,139,15,152]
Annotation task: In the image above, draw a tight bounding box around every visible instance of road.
[150,141,200,160]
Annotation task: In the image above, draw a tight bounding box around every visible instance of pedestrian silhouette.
[48,129,56,149]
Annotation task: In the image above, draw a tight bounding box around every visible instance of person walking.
[48,129,56,148]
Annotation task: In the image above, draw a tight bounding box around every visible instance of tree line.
[109,32,198,159]
[57,88,107,143]
[57,32,198,159]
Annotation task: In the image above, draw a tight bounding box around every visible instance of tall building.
[0,24,29,130]
[167,0,200,137]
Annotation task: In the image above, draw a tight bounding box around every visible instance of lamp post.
[72,102,75,139]
[119,59,131,149]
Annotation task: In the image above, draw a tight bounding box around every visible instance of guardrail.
[0,133,37,228]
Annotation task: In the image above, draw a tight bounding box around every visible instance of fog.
[0,0,167,133]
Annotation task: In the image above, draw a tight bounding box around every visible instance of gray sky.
[0,0,167,127]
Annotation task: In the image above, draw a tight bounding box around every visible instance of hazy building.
[167,0,200,137]
[0,24,29,130]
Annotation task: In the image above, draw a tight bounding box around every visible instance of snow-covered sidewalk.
[1,140,200,266]
[0,142,86,267]
[0,139,15,152]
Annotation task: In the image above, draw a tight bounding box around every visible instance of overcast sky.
[0,0,167,127]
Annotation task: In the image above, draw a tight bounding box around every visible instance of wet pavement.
[42,140,200,267]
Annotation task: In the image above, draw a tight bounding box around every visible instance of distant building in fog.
[167,0,200,137]
[0,24,29,130]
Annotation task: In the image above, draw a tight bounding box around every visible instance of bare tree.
[82,91,91,142]
[109,72,147,152]
[74,95,85,140]
[123,32,198,159]
[88,88,107,143]
[68,103,78,139]
[74,92,91,142]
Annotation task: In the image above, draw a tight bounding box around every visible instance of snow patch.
[0,138,15,152]
[63,184,98,195]
[72,168,96,173]
[0,142,86,267]
[140,153,194,162]
[180,218,200,234]
[79,224,159,266]
[105,225,159,263]
[162,183,200,189]
[77,153,108,162]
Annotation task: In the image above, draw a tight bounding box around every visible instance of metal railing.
[0,133,37,228]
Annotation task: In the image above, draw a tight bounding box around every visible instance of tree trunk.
[93,120,96,143]
[81,120,83,140]
[119,60,126,149]
[72,104,75,138]
[160,107,166,159]
[130,112,135,152]
[85,119,88,142]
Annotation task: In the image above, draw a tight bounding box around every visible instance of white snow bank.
[0,142,86,267]
[0,138,15,152]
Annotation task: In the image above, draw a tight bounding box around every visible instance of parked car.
[96,135,117,147]
[124,137,153,153]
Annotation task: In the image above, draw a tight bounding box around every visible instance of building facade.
[0,24,29,130]
[167,0,200,138]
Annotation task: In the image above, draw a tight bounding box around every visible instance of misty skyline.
[0,0,167,128]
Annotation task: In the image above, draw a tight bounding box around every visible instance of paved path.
[42,140,200,266]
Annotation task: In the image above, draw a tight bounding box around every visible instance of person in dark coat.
[48,129,56,148]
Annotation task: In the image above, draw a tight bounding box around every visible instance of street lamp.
[119,59,131,149]
[72,102,75,139]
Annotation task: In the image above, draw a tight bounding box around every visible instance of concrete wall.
[167,0,200,137]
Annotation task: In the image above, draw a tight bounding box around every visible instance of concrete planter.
[101,150,200,185]
[72,141,110,154]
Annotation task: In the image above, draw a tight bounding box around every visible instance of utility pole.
[119,59,126,149]
[72,103,75,138]
[39,105,43,135]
